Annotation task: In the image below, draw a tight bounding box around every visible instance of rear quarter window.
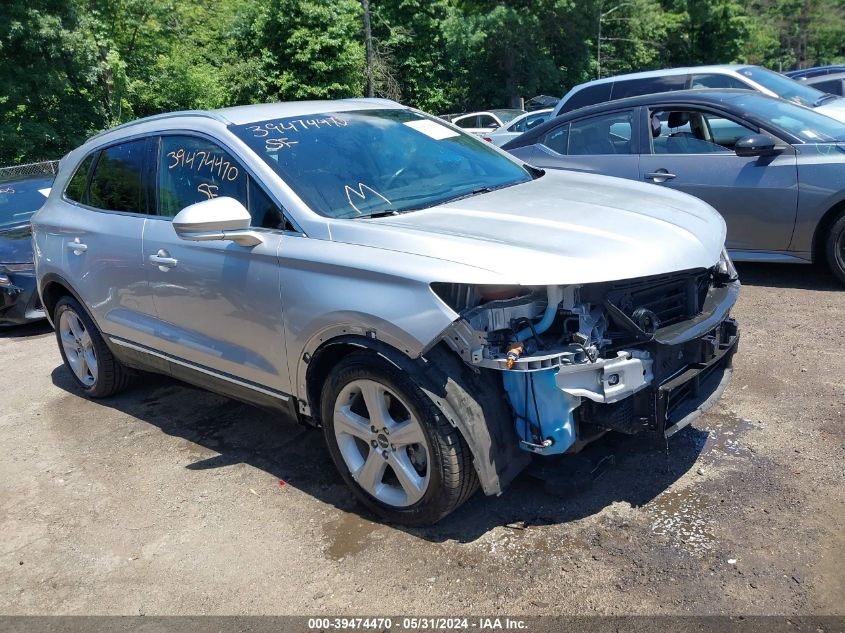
[65,155,94,204]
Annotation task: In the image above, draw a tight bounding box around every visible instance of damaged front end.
[435,253,740,456]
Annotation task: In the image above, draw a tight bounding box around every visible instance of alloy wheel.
[59,309,98,387]
[333,379,431,507]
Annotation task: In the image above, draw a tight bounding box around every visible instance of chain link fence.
[0,160,59,183]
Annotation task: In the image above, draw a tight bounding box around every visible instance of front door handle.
[644,170,677,183]
[67,239,88,255]
[149,249,178,271]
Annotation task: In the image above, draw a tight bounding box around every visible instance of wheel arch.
[811,198,845,263]
[305,335,529,496]
[38,273,85,327]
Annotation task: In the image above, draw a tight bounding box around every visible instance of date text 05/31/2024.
[307,618,529,631]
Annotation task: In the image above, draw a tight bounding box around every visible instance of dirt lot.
[1,263,843,616]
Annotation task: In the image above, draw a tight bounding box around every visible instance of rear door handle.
[149,249,178,270]
[67,239,87,254]
[644,170,677,183]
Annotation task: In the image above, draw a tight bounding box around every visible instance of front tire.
[321,351,477,526]
[54,296,131,398]
[825,210,845,285]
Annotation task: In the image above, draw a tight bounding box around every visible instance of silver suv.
[32,99,740,525]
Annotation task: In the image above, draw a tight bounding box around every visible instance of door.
[142,134,292,394]
[638,107,799,251]
[61,139,160,347]
[519,109,640,179]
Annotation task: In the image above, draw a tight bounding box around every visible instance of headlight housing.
[715,248,738,284]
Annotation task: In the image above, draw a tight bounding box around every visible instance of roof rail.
[87,110,231,142]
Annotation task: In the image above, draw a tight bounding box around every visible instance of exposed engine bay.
[436,256,740,456]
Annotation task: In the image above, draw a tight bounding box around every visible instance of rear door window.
[453,115,478,129]
[477,114,499,129]
[542,123,570,154]
[87,140,148,213]
[567,111,635,155]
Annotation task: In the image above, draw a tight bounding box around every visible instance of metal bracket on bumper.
[656,318,739,438]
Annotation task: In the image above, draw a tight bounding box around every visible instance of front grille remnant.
[602,269,711,328]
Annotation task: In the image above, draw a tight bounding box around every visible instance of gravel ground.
[1,262,843,616]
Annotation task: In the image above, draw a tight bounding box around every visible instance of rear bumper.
[0,272,45,326]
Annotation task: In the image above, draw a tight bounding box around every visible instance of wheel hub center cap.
[376,433,389,449]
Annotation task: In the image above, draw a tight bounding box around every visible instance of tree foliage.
[1,0,843,164]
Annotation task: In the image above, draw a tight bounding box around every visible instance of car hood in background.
[0,225,33,265]
[328,170,726,286]
[816,98,845,123]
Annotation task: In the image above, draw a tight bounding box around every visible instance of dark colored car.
[0,176,53,325]
[799,72,845,97]
[504,89,845,283]
[785,65,845,81]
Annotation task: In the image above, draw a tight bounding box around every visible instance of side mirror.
[172,197,263,247]
[735,134,780,158]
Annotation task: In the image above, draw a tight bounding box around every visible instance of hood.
[327,170,726,286]
[816,98,845,123]
[0,225,34,265]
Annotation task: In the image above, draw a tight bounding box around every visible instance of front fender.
[293,311,452,402]
[305,336,528,496]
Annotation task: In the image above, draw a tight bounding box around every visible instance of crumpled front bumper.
[580,281,740,439]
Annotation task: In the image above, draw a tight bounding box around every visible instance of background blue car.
[0,175,54,325]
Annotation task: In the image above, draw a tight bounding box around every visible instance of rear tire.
[825,210,845,285]
[321,351,477,526]
[54,296,131,398]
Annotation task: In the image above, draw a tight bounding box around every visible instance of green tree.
[0,0,116,164]
[443,1,563,109]
[662,0,751,65]
[236,0,365,102]
[369,0,454,112]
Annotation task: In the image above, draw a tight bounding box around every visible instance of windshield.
[231,109,531,218]
[731,93,845,143]
[0,177,53,230]
[739,66,829,107]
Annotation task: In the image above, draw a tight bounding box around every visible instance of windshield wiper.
[356,209,400,219]
[814,93,839,106]
[435,181,522,207]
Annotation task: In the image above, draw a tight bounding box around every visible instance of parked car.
[482,109,553,146]
[551,65,845,124]
[524,95,560,111]
[0,175,53,326]
[441,109,524,135]
[785,65,845,81]
[505,89,845,283]
[796,72,845,97]
[33,99,739,525]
